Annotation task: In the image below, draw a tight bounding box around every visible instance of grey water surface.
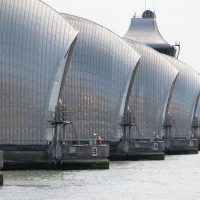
[1,154,200,200]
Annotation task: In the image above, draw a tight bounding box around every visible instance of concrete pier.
[164,138,198,154]
[0,144,109,170]
[0,172,2,186]
[59,144,109,169]
[109,140,165,160]
[0,151,3,186]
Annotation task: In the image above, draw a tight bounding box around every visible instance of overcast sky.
[44,0,200,72]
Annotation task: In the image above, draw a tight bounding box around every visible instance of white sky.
[44,0,200,72]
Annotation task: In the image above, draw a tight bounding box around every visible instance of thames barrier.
[0,0,200,170]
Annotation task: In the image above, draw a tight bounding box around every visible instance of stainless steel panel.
[0,0,78,144]
[163,55,200,138]
[61,14,141,141]
[125,40,178,139]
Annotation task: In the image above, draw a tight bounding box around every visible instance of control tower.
[124,10,178,57]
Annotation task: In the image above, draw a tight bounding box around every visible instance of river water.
[1,154,200,200]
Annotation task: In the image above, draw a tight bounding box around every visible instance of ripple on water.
[1,154,200,200]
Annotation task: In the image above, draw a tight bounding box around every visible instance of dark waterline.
[1,154,200,200]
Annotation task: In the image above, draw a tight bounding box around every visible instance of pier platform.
[164,138,198,154]
[0,150,3,186]
[0,144,109,170]
[109,140,165,160]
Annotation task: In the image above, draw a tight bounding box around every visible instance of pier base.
[109,140,165,161]
[60,159,109,170]
[0,144,109,170]
[59,144,109,169]
[0,150,3,186]
[164,139,198,155]
[0,172,3,186]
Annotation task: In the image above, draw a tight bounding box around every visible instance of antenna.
[153,0,155,11]
[145,0,146,11]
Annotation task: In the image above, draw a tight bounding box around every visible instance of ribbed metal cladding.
[0,0,78,144]
[194,95,200,137]
[163,55,200,138]
[61,14,141,142]
[124,39,178,139]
